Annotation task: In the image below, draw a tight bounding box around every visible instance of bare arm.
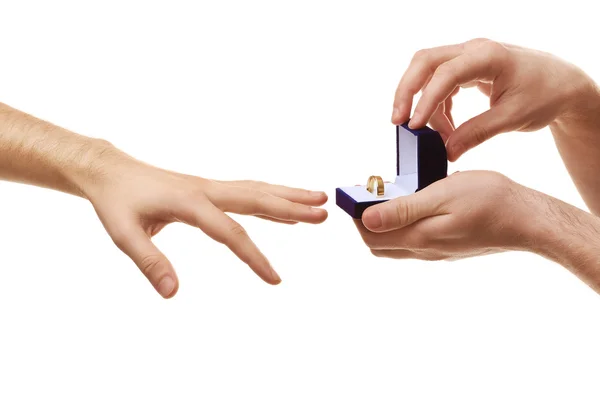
[534,191,600,293]
[0,102,109,197]
[0,102,328,298]
[359,38,600,294]
[355,170,600,295]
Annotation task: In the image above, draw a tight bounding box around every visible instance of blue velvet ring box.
[336,122,448,219]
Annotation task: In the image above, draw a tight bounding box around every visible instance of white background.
[1,1,599,399]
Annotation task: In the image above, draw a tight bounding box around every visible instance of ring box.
[336,122,448,219]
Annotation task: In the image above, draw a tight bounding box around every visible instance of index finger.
[392,44,464,125]
[192,197,281,285]
[410,43,506,128]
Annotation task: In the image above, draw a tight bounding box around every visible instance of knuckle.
[229,187,268,214]
[394,202,411,226]
[482,39,503,52]
[466,38,508,65]
[195,176,212,188]
[480,40,507,61]
[412,48,430,63]
[283,203,300,220]
[466,37,491,48]
[411,48,440,75]
[190,187,209,202]
[252,190,271,208]
[139,254,164,277]
[435,62,458,81]
[200,179,220,195]
[227,222,248,239]
[256,189,270,200]
[468,124,491,146]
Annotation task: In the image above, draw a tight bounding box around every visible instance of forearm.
[529,190,600,294]
[550,81,600,216]
[0,102,117,198]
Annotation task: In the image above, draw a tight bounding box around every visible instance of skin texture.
[357,38,600,294]
[391,39,600,213]
[358,171,600,293]
[0,103,328,299]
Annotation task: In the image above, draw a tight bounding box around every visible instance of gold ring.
[366,175,384,197]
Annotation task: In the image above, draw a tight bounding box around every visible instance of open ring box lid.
[336,122,448,219]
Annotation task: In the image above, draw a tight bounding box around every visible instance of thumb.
[112,225,179,299]
[445,102,518,161]
[361,187,444,232]
[476,82,492,97]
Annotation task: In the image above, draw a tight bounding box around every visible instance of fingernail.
[363,209,383,230]
[271,269,281,284]
[157,276,176,298]
[310,207,323,213]
[310,191,325,198]
[450,143,464,159]
[391,107,400,122]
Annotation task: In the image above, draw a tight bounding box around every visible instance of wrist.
[554,73,600,130]
[63,137,131,200]
[525,190,600,291]
[504,185,558,254]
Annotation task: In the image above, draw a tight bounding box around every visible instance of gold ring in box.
[366,175,384,197]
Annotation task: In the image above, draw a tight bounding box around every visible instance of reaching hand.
[86,151,328,299]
